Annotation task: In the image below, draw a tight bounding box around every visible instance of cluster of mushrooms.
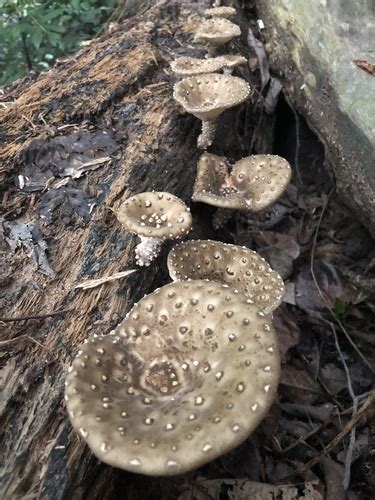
[65,2,292,476]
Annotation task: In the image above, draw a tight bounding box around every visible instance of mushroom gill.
[115,192,192,266]
[65,280,280,476]
[173,74,251,149]
[192,152,292,211]
[168,240,284,313]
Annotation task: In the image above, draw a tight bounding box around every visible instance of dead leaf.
[353,59,375,76]
[273,306,300,361]
[264,77,283,114]
[280,366,322,405]
[247,27,269,89]
[17,130,119,191]
[4,220,55,278]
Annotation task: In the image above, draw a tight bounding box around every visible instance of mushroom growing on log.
[204,7,237,19]
[115,192,192,266]
[194,18,241,56]
[173,74,251,149]
[65,280,280,476]
[171,55,247,77]
[167,240,284,313]
[193,152,291,214]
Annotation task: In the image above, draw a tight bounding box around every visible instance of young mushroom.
[168,240,284,313]
[194,18,241,56]
[193,152,292,211]
[115,192,192,266]
[65,280,280,476]
[204,7,236,19]
[173,74,251,149]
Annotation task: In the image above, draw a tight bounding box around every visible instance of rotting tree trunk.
[0,1,259,498]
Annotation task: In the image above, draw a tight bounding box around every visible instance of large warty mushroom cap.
[65,280,280,476]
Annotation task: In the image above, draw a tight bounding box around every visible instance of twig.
[290,105,303,186]
[0,309,72,324]
[277,390,375,482]
[310,192,374,373]
[330,323,359,489]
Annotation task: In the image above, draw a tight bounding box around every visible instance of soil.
[1,1,374,499]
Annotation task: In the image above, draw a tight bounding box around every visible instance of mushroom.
[220,55,247,75]
[194,18,241,56]
[168,240,284,313]
[170,55,246,77]
[170,56,228,77]
[204,7,236,19]
[173,74,251,149]
[115,192,192,266]
[65,280,280,476]
[193,152,292,211]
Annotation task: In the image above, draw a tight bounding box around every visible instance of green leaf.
[30,29,43,49]
[334,298,347,316]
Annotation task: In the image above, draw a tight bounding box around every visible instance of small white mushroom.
[115,192,192,266]
[194,18,241,56]
[204,7,236,19]
[168,240,285,313]
[173,74,251,149]
[65,280,280,475]
[193,152,292,211]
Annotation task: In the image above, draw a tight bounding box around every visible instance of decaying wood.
[0,1,257,498]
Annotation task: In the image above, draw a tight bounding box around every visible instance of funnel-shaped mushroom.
[193,152,292,211]
[171,56,247,77]
[65,280,280,476]
[194,18,241,56]
[204,7,236,19]
[173,74,251,149]
[116,192,192,266]
[168,240,284,313]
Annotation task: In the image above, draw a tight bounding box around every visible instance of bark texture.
[0,1,254,498]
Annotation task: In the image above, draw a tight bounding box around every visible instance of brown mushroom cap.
[170,56,232,77]
[173,74,251,121]
[116,192,192,240]
[195,18,241,46]
[204,7,236,19]
[168,240,284,313]
[65,280,280,476]
[192,153,292,211]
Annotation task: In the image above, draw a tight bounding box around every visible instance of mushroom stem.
[222,66,234,75]
[198,120,217,149]
[135,236,162,266]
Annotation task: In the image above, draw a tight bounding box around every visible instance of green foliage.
[0,0,118,85]
[334,297,347,317]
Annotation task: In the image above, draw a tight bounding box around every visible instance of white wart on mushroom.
[168,240,284,314]
[65,280,280,476]
[115,192,192,267]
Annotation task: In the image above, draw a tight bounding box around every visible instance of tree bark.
[0,1,254,498]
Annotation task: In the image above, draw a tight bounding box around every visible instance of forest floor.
[1,1,374,499]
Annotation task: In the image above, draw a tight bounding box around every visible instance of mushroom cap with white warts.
[195,18,241,46]
[168,240,284,313]
[171,56,229,77]
[192,153,292,211]
[65,280,280,476]
[116,192,192,240]
[204,7,236,19]
[173,74,251,121]
[170,55,247,77]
